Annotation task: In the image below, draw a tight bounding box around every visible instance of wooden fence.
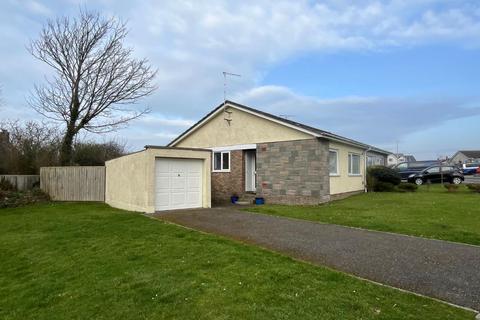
[0,175,40,191]
[40,167,105,201]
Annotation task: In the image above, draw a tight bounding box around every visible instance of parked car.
[462,163,480,175]
[394,161,440,180]
[407,165,464,185]
[477,166,480,175]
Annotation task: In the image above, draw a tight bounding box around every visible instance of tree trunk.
[60,127,75,165]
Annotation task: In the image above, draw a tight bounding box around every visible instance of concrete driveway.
[152,207,480,312]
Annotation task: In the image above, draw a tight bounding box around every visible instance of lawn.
[246,185,480,246]
[0,203,474,319]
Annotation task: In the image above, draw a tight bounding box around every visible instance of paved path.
[153,208,480,311]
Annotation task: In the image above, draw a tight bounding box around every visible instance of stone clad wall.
[256,138,330,205]
[211,150,244,204]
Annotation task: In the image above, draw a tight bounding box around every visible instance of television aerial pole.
[222,71,241,125]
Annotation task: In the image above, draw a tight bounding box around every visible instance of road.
[465,175,480,184]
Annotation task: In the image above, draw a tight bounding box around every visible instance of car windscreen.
[424,166,440,173]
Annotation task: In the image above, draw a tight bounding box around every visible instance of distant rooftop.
[458,150,480,158]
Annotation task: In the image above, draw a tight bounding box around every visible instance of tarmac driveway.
[153,207,480,311]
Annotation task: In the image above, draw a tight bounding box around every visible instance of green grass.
[246,185,480,246]
[0,203,474,319]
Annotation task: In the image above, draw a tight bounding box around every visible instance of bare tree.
[0,120,61,174]
[28,10,157,165]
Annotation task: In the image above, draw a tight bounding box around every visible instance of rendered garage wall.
[105,147,211,214]
[106,150,148,212]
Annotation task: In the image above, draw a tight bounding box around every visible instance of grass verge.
[0,202,475,319]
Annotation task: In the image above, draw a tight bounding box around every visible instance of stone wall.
[211,150,244,204]
[256,138,330,205]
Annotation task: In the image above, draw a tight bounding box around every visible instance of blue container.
[255,197,265,205]
[231,196,239,204]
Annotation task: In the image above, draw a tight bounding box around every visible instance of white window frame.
[348,153,361,176]
[212,151,231,172]
[329,149,339,176]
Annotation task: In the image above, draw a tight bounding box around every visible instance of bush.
[466,184,480,193]
[0,177,16,191]
[397,183,418,192]
[444,184,459,193]
[367,166,401,192]
[0,187,49,208]
[373,181,396,192]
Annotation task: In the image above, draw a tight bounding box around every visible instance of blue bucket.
[255,197,265,205]
[231,196,239,204]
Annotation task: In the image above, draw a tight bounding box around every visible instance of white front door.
[245,150,256,192]
[155,158,203,211]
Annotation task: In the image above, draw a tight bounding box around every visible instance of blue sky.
[0,0,479,159]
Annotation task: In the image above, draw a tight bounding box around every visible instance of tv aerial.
[222,71,241,125]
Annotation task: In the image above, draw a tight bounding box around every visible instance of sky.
[0,0,479,159]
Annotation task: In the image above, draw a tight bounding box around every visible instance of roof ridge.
[168,100,390,154]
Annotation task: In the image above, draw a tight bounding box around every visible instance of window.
[213,151,230,172]
[329,150,339,175]
[375,156,385,166]
[425,166,440,173]
[348,153,361,175]
[367,156,375,167]
[396,163,408,169]
[367,155,386,167]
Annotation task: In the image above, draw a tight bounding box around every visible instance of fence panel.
[0,175,40,191]
[40,167,105,201]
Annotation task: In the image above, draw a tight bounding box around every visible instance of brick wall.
[211,150,244,204]
[256,138,330,205]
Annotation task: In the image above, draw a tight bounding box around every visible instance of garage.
[105,146,211,213]
[155,158,203,211]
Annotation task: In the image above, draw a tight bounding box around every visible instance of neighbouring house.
[450,150,480,164]
[167,100,389,206]
[387,153,416,166]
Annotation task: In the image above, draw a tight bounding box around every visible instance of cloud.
[137,114,195,128]
[117,0,480,117]
[1,0,480,153]
[234,85,480,147]
[23,1,52,16]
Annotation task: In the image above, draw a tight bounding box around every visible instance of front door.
[245,150,256,192]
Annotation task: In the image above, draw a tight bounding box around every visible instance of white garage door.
[155,158,203,211]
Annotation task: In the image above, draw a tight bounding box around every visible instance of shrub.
[466,184,480,193]
[0,187,49,208]
[0,177,16,191]
[367,166,401,192]
[373,181,395,192]
[397,183,418,192]
[444,184,459,193]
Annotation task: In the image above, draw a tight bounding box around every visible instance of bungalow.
[167,100,389,205]
[450,150,480,165]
